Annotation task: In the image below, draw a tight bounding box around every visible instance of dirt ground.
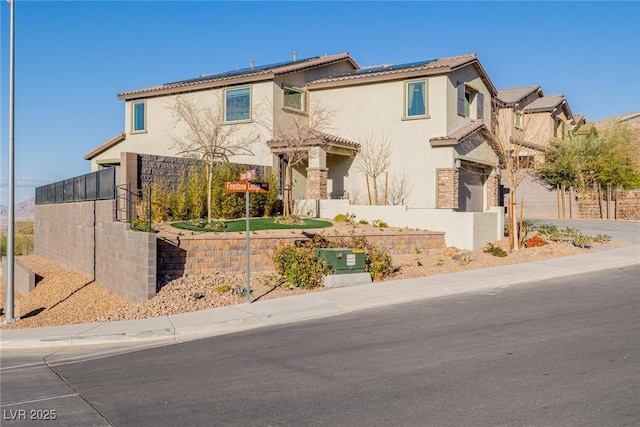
[0,222,623,329]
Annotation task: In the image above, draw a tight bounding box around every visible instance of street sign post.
[224,175,269,304]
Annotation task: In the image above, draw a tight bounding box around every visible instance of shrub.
[210,163,245,219]
[524,235,549,248]
[273,233,394,288]
[170,171,189,220]
[214,285,232,293]
[366,247,393,280]
[593,234,612,243]
[151,182,171,223]
[536,224,559,236]
[273,242,330,289]
[483,243,507,257]
[186,167,207,220]
[333,213,355,223]
[371,219,388,228]
[573,234,593,248]
[358,219,369,225]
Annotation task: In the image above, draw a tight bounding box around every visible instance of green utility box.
[315,248,366,274]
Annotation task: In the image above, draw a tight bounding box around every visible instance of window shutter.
[477,92,484,120]
[457,83,465,117]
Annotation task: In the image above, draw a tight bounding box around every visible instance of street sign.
[224,181,269,193]
[239,169,256,182]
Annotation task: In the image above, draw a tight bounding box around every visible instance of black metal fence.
[35,168,117,205]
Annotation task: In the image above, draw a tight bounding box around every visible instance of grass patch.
[171,217,333,232]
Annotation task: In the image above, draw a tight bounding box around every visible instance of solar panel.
[354,59,436,75]
[163,56,320,86]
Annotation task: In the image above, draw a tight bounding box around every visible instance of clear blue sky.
[1,1,639,204]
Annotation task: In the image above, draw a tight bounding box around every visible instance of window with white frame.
[283,87,306,112]
[132,101,146,132]
[405,80,427,118]
[224,86,251,122]
[514,111,524,129]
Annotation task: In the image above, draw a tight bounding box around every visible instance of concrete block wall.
[157,230,445,278]
[35,200,157,303]
[35,202,96,278]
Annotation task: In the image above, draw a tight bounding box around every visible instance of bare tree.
[259,100,336,217]
[354,134,392,205]
[386,171,412,205]
[489,104,542,251]
[169,95,255,222]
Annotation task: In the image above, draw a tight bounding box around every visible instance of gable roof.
[84,132,126,160]
[429,120,487,147]
[496,85,541,106]
[118,53,358,101]
[267,128,360,154]
[523,94,566,112]
[308,53,497,96]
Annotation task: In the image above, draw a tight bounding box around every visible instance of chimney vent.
[250,59,254,70]
[293,51,297,62]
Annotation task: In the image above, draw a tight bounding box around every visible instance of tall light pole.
[4,0,16,324]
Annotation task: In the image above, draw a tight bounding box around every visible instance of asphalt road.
[36,265,638,427]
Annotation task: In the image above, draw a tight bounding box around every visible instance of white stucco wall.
[90,81,277,171]
[310,75,454,208]
[296,199,504,250]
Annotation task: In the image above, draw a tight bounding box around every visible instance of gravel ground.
[0,226,623,329]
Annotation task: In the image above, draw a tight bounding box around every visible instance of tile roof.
[308,53,497,95]
[496,85,541,106]
[267,128,360,152]
[523,94,566,113]
[429,120,487,146]
[84,132,126,160]
[118,53,357,100]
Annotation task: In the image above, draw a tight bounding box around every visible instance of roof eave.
[117,73,274,100]
[84,132,126,160]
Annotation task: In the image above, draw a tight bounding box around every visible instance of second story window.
[405,80,427,118]
[225,86,251,122]
[514,111,524,129]
[457,83,484,120]
[283,87,306,112]
[132,101,146,133]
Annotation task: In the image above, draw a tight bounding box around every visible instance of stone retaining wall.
[158,229,445,278]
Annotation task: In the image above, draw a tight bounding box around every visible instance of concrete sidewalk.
[1,245,638,349]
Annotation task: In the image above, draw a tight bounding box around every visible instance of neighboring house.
[495,85,584,217]
[85,52,501,214]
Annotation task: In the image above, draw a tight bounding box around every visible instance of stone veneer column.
[437,169,459,209]
[486,174,500,208]
[307,168,328,199]
[306,147,328,199]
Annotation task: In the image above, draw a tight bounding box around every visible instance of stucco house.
[86,52,501,211]
[84,52,507,248]
[494,85,583,217]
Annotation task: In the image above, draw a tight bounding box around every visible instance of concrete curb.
[1,245,638,349]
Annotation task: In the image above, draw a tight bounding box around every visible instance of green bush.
[573,234,593,248]
[273,242,330,289]
[483,243,507,257]
[358,219,369,225]
[371,219,388,228]
[210,163,245,219]
[593,234,612,243]
[333,213,355,223]
[186,167,207,220]
[170,170,189,220]
[150,182,171,223]
[272,233,394,288]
